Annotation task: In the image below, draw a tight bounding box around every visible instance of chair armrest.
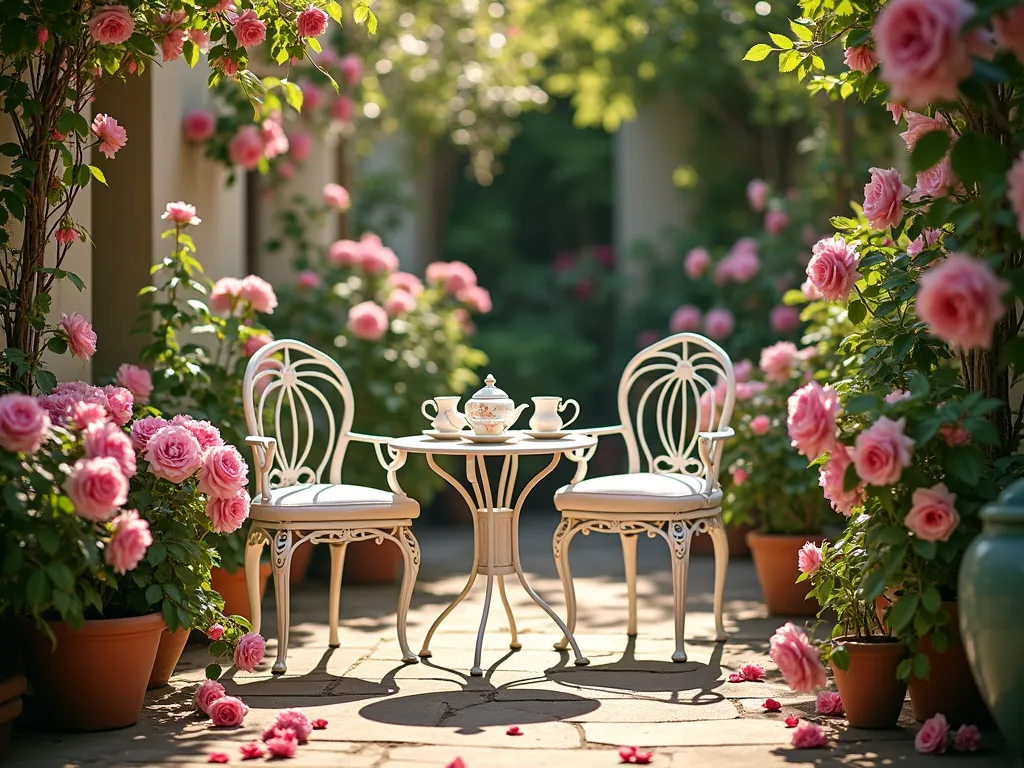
[698,427,735,495]
[348,432,404,474]
[564,426,625,484]
[569,425,626,438]
[245,436,276,501]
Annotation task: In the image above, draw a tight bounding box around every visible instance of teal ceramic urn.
[959,479,1024,760]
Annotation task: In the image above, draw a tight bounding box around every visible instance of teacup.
[529,396,580,433]
[422,396,467,433]
[466,417,507,436]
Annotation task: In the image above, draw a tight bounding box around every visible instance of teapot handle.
[558,399,580,429]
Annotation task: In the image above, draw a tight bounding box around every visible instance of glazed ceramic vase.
[959,479,1024,761]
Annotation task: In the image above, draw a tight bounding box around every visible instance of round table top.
[389,432,597,456]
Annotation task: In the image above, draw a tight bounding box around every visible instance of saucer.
[422,429,470,441]
[524,430,570,440]
[461,432,519,444]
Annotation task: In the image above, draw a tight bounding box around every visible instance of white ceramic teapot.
[459,374,529,435]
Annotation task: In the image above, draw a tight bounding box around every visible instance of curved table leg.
[497,575,521,650]
[470,454,500,677]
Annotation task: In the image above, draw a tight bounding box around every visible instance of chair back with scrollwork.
[242,339,355,489]
[616,332,735,479]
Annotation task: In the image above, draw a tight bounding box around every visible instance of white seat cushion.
[554,473,721,514]
[251,483,419,522]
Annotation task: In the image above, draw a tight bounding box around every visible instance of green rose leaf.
[888,593,919,633]
[911,131,951,174]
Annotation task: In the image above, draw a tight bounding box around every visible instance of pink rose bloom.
[770,305,801,334]
[170,415,224,452]
[101,385,134,426]
[209,277,242,313]
[72,401,109,430]
[994,6,1024,58]
[244,333,274,357]
[161,201,201,227]
[300,81,324,112]
[819,444,865,516]
[639,329,662,352]
[91,114,127,160]
[905,483,960,542]
[765,209,789,235]
[900,112,950,151]
[188,28,211,53]
[232,9,266,47]
[288,130,312,162]
[1008,152,1024,234]
[806,237,861,302]
[206,624,225,641]
[209,695,249,727]
[361,245,400,275]
[769,622,827,693]
[704,308,734,340]
[241,742,266,759]
[885,390,911,404]
[815,689,843,715]
[844,44,878,73]
[387,271,424,296]
[874,0,975,107]
[277,161,296,181]
[731,467,748,486]
[916,253,1007,349]
[60,312,97,359]
[459,285,492,314]
[265,728,298,758]
[83,421,136,478]
[442,261,478,294]
[801,278,822,301]
[217,56,239,77]
[915,713,949,754]
[260,114,289,159]
[116,364,153,404]
[206,488,251,533]
[853,416,915,486]
[670,305,702,333]
[272,710,312,742]
[797,542,822,575]
[716,249,760,284]
[954,724,981,753]
[161,28,186,61]
[297,270,321,289]
[940,422,970,446]
[347,301,389,341]
[130,416,168,452]
[734,359,752,382]
[684,248,710,278]
[0,394,50,455]
[55,227,77,245]
[88,4,135,44]
[913,157,953,201]
[234,632,266,672]
[792,722,827,749]
[327,239,360,266]
[145,425,204,483]
[198,445,249,498]
[297,5,328,36]
[787,382,841,460]
[863,167,910,231]
[194,679,226,714]
[64,457,129,522]
[340,53,363,85]
[747,179,769,212]
[331,95,354,122]
[238,275,278,314]
[426,261,452,285]
[760,341,799,383]
[750,414,771,436]
[737,662,765,681]
[229,125,263,170]
[105,509,152,574]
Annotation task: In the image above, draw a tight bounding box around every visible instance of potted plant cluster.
[747,0,1024,733]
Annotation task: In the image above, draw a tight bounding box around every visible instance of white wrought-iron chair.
[241,339,420,674]
[552,332,735,662]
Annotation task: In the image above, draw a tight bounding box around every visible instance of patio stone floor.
[8,516,1007,767]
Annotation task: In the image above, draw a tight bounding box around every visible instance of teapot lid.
[471,374,508,400]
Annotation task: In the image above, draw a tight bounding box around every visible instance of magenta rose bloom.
[194,679,226,714]
[917,253,1008,350]
[791,721,827,749]
[209,695,249,727]
[87,4,135,44]
[83,421,136,478]
[786,382,840,460]
[116,364,153,404]
[64,456,129,522]
[0,393,51,455]
[853,416,915,486]
[60,312,98,359]
[769,622,827,693]
[298,7,330,40]
[863,167,910,231]
[234,632,266,672]
[231,8,266,47]
[104,509,152,574]
[145,425,203,483]
[205,489,251,534]
[272,709,312,742]
[806,237,861,302]
[206,623,225,641]
[198,445,249,498]
[954,724,981,753]
[915,713,949,754]
[904,483,960,542]
[130,416,168,453]
[815,689,843,715]
[265,728,298,758]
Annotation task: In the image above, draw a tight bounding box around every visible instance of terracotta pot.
[691,523,753,557]
[211,562,271,623]
[343,539,402,585]
[21,613,164,731]
[747,531,824,615]
[0,675,27,758]
[289,541,315,585]
[831,637,908,729]
[147,626,190,689]
[907,602,988,725]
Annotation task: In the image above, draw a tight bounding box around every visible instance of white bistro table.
[387,432,597,676]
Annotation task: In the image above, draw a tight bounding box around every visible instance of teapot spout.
[508,403,530,429]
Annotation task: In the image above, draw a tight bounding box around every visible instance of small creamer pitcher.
[529,396,580,432]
